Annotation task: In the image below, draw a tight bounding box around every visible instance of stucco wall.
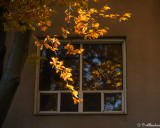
[3,0,160,128]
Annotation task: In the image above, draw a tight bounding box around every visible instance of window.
[34,38,127,114]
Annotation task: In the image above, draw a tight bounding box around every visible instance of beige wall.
[3,0,160,128]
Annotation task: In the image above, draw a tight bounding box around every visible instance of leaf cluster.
[0,0,56,32]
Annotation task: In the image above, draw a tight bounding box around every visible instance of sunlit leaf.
[103,5,111,10]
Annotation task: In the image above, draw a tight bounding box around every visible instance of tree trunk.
[0,5,6,80]
[0,28,6,80]
[0,30,32,127]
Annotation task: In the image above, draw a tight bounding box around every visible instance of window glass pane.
[104,93,122,111]
[40,93,57,111]
[60,93,78,112]
[39,44,80,91]
[83,44,122,90]
[83,93,101,112]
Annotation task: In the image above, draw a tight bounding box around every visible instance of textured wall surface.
[3,0,160,128]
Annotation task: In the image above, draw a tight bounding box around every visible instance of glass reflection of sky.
[93,58,102,64]
[51,83,56,90]
[104,93,122,111]
[114,67,120,72]
[83,58,102,82]
[83,67,92,81]
[42,50,47,58]
[83,44,122,90]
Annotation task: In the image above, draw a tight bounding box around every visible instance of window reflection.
[104,93,122,111]
[60,93,78,112]
[39,44,80,91]
[83,44,122,90]
[38,40,126,113]
[40,93,57,111]
[83,93,101,112]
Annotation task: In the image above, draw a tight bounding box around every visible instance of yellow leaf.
[109,14,120,19]
[93,0,100,2]
[116,82,122,87]
[89,29,94,33]
[62,34,67,39]
[38,22,42,26]
[84,35,88,39]
[104,15,109,18]
[107,80,111,84]
[105,27,110,30]
[67,85,74,90]
[68,77,73,81]
[123,13,131,18]
[46,35,51,40]
[119,17,127,22]
[56,69,59,73]
[117,72,121,75]
[101,29,107,33]
[66,68,72,72]
[45,43,50,49]
[61,27,65,33]
[99,13,104,16]
[46,20,52,26]
[89,8,98,14]
[92,23,99,29]
[103,5,111,10]
[65,9,68,14]
[100,10,105,12]
[72,2,80,6]
[41,26,47,31]
[99,32,103,36]
[66,30,70,34]
[29,24,35,30]
[80,49,84,52]
[72,91,78,98]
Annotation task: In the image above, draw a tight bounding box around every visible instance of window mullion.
[80,43,83,91]
[79,43,83,112]
[78,91,83,112]
[101,92,104,112]
[57,92,61,112]
[121,91,125,113]
[38,92,40,113]
[122,40,127,114]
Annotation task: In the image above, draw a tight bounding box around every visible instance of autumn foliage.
[0,0,131,104]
